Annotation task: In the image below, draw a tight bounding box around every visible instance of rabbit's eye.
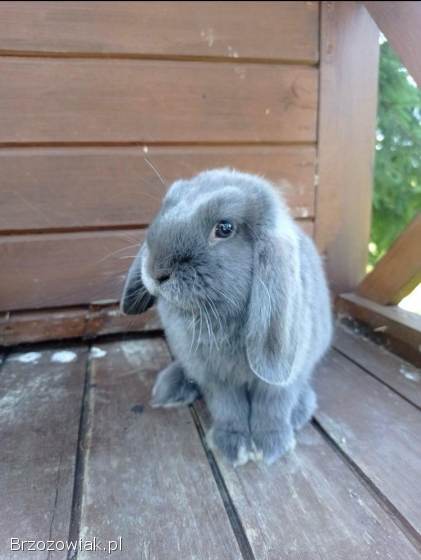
[214,220,234,239]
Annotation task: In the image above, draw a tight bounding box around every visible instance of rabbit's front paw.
[252,427,296,465]
[151,362,200,408]
[207,426,252,467]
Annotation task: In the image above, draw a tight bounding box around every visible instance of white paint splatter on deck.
[9,352,41,364]
[400,367,420,382]
[51,351,77,363]
[91,347,107,359]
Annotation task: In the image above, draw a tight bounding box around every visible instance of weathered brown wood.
[0,229,145,311]
[0,1,319,63]
[0,308,87,347]
[0,306,161,347]
[363,1,421,86]
[0,145,316,232]
[0,346,87,559]
[0,221,313,313]
[315,2,379,292]
[357,214,421,305]
[334,324,421,409]
[337,293,421,367]
[194,401,420,559]
[0,58,317,144]
[315,349,421,539]
[78,338,241,559]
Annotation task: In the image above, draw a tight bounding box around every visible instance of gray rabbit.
[121,169,332,465]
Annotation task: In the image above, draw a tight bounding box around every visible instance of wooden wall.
[0,2,379,344]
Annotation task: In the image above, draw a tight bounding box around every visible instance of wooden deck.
[1,325,421,559]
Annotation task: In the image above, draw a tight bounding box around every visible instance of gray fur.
[151,361,201,408]
[121,168,332,465]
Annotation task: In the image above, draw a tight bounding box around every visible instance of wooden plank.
[315,2,379,293]
[334,324,421,409]
[194,401,420,559]
[357,214,421,305]
[0,1,319,63]
[0,145,316,232]
[0,221,313,313]
[0,58,317,144]
[337,293,421,367]
[78,338,241,559]
[363,1,421,86]
[0,306,161,347]
[0,345,87,559]
[0,229,146,312]
[315,349,421,539]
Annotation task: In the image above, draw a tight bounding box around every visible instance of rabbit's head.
[122,168,307,386]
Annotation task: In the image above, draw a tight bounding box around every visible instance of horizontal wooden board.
[0,58,317,143]
[315,350,421,539]
[0,1,319,63]
[0,229,146,311]
[334,325,421,409]
[79,338,241,560]
[0,346,87,559]
[0,221,313,312]
[194,400,420,559]
[0,146,316,232]
[0,306,161,346]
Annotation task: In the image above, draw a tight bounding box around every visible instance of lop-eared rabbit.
[122,169,332,465]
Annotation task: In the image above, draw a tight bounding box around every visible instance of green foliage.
[370,42,421,266]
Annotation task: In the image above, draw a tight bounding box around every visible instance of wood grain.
[0,229,145,311]
[0,346,87,559]
[0,221,313,313]
[315,2,379,292]
[0,58,317,144]
[315,350,421,539]
[0,1,319,63]
[337,293,421,367]
[0,306,161,347]
[334,324,421,409]
[363,1,421,86]
[78,338,241,560]
[0,145,316,232]
[194,400,420,560]
[357,214,421,305]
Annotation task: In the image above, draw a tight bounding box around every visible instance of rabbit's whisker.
[95,243,142,265]
[196,304,203,354]
[211,286,240,310]
[143,154,168,189]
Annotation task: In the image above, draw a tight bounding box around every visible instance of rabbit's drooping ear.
[245,230,308,386]
[121,248,155,315]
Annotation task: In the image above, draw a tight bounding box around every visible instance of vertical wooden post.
[315,1,379,294]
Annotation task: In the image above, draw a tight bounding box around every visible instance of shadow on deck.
[1,325,421,559]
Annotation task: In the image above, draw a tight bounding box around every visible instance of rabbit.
[121,168,332,465]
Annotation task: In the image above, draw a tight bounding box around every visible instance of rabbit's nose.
[156,273,171,284]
